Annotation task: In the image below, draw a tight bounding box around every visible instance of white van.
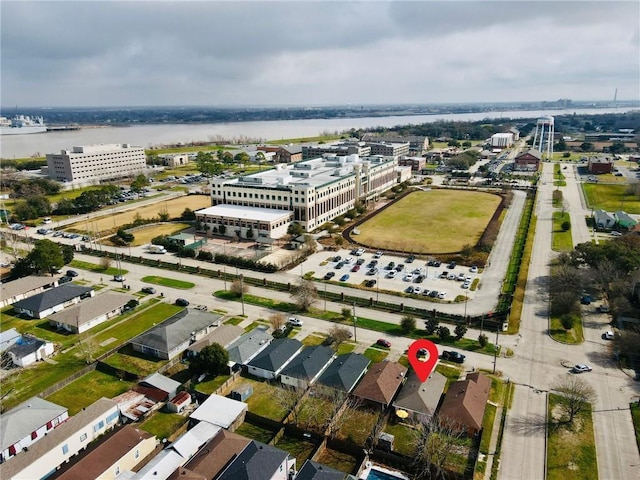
[148,245,167,254]
[43,217,52,224]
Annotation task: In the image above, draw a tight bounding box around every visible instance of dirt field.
[69,196,211,235]
[353,189,501,253]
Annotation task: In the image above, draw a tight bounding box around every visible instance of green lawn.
[479,403,498,454]
[384,421,418,456]
[630,402,640,452]
[194,374,231,395]
[69,259,128,276]
[355,190,501,254]
[582,183,640,214]
[336,342,357,355]
[235,420,277,444]
[552,211,573,252]
[435,363,462,392]
[141,276,195,289]
[547,393,598,480]
[316,448,358,475]
[224,317,244,325]
[335,408,380,445]
[102,344,169,377]
[139,411,189,441]
[363,348,389,363]
[0,306,76,348]
[231,376,290,421]
[274,435,318,466]
[46,369,133,415]
[549,314,584,344]
[301,334,326,347]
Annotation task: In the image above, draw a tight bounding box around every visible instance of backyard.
[229,375,291,421]
[315,447,359,474]
[274,434,319,466]
[139,411,189,442]
[335,407,381,445]
[102,344,169,377]
[354,190,501,253]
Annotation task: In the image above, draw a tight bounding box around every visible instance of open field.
[354,190,501,253]
[127,223,190,246]
[582,183,640,214]
[66,195,211,234]
[142,275,195,289]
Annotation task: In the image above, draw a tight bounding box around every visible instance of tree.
[115,228,134,245]
[437,326,451,341]
[291,279,318,311]
[400,315,417,334]
[130,174,149,193]
[61,244,74,264]
[246,227,254,239]
[29,239,64,275]
[411,416,465,480]
[561,220,571,231]
[234,152,250,164]
[181,208,196,221]
[230,278,248,297]
[560,314,575,330]
[327,325,352,350]
[454,324,467,340]
[478,333,488,348]
[287,223,303,236]
[551,375,596,423]
[272,385,305,423]
[269,313,286,333]
[581,142,594,152]
[341,307,352,323]
[425,318,439,335]
[189,343,229,377]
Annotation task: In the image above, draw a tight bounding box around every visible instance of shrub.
[438,326,451,341]
[478,333,488,347]
[197,250,213,261]
[561,220,571,231]
[425,318,439,335]
[560,314,575,330]
[400,315,417,334]
[454,324,467,341]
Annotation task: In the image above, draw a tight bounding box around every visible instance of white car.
[403,273,414,282]
[288,317,303,327]
[462,281,471,289]
[572,364,592,373]
[601,331,614,340]
[470,266,478,273]
[437,291,447,299]
[387,270,397,279]
[413,286,422,295]
[610,231,622,237]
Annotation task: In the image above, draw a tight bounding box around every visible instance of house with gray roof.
[296,460,349,480]
[186,324,244,356]
[594,209,616,229]
[226,327,272,368]
[0,328,21,353]
[139,373,181,401]
[6,334,55,367]
[247,338,303,380]
[0,397,68,463]
[316,353,371,392]
[48,292,133,334]
[393,370,447,423]
[0,275,59,308]
[280,345,336,389]
[131,309,222,360]
[216,440,296,480]
[12,284,94,319]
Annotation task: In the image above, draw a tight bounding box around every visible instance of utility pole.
[240,274,245,316]
[493,328,499,374]
[352,302,357,343]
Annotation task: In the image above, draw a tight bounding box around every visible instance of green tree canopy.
[189,343,229,377]
[130,174,149,193]
[29,239,64,275]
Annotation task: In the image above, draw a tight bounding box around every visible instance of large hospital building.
[197,154,404,239]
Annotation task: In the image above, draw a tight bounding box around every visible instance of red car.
[351,264,360,272]
[376,339,391,348]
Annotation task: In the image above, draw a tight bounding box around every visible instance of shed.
[168,391,192,413]
[230,383,253,402]
[189,394,247,431]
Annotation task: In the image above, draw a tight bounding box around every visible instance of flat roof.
[197,204,293,222]
[190,394,247,429]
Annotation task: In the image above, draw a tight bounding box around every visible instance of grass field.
[549,314,584,344]
[552,211,573,252]
[354,190,501,253]
[316,448,358,475]
[66,195,211,235]
[69,259,128,276]
[141,276,195,289]
[582,183,640,214]
[102,344,169,376]
[139,411,189,441]
[121,223,190,246]
[274,434,318,466]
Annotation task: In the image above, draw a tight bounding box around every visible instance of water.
[1,107,635,159]
[365,466,410,480]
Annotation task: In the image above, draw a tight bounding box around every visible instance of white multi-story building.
[206,154,398,234]
[46,144,146,186]
[490,133,514,148]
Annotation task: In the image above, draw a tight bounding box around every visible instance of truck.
[148,245,167,254]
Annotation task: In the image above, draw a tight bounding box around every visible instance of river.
[1,107,636,159]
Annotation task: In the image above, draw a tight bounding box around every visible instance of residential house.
[11,284,94,319]
[514,150,541,171]
[167,391,192,414]
[0,398,120,480]
[6,334,55,367]
[247,338,304,380]
[316,353,371,392]
[588,157,614,174]
[216,440,296,480]
[296,460,349,480]
[189,394,247,431]
[167,430,251,480]
[280,345,336,389]
[186,324,244,357]
[131,309,222,360]
[55,425,156,480]
[352,361,407,409]
[615,210,638,230]
[0,397,68,463]
[132,421,221,480]
[226,327,272,369]
[0,275,59,308]
[438,372,491,436]
[139,373,181,402]
[393,370,447,422]
[48,292,133,334]
[0,328,21,353]
[594,209,616,229]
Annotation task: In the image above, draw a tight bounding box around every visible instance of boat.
[0,115,48,135]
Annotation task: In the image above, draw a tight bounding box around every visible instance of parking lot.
[297,248,481,302]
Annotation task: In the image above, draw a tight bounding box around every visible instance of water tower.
[532,116,554,160]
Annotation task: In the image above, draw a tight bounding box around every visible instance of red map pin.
[408,339,439,382]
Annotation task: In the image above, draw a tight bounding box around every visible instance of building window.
[31,431,38,440]
[106,411,119,423]
[135,449,140,459]
[115,466,120,476]
[62,444,69,455]
[80,433,87,442]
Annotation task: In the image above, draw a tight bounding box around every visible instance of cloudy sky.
[2,0,638,107]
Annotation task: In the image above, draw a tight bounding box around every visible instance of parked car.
[406,255,415,263]
[376,339,391,348]
[113,275,125,282]
[601,331,614,340]
[441,351,465,363]
[610,231,622,237]
[333,255,342,262]
[142,287,156,294]
[415,275,425,283]
[429,290,439,298]
[58,276,73,284]
[339,274,350,282]
[66,270,78,277]
[440,271,449,279]
[385,262,395,270]
[571,364,592,373]
[403,273,414,282]
[324,271,336,280]
[175,298,190,307]
[387,270,397,279]
[417,348,428,357]
[433,261,441,267]
[364,279,377,287]
[334,262,344,269]
[351,265,360,272]
[437,291,447,299]
[288,317,303,327]
[406,286,414,294]
[368,260,378,267]
[470,265,478,273]
[374,251,384,258]
[366,268,378,276]
[597,305,610,313]
[456,273,466,281]
[412,286,422,295]
[356,258,365,265]
[395,264,404,272]
[462,281,471,289]
[580,295,592,305]
[448,261,456,269]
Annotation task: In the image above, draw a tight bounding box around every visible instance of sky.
[1,0,639,107]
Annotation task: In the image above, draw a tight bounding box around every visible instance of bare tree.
[326,393,363,440]
[327,325,352,351]
[77,332,98,364]
[230,279,248,297]
[411,416,466,480]
[100,255,112,270]
[269,313,286,333]
[273,384,305,423]
[291,279,318,311]
[551,375,597,424]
